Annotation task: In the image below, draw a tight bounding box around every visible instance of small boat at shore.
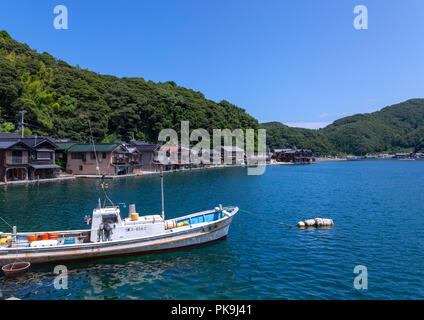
[0,173,238,266]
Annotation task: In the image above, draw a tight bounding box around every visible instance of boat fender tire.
[104,223,113,240]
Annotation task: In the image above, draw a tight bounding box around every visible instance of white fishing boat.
[0,173,238,266]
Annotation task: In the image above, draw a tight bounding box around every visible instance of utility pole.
[18,110,27,138]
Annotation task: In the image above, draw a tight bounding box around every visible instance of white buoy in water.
[299,218,334,228]
[315,218,334,227]
[304,219,316,227]
[315,218,324,227]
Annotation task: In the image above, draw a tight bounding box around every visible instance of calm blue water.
[1,160,424,300]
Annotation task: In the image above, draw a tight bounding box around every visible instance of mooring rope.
[237,208,296,228]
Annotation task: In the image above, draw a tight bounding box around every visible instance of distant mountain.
[0,30,258,143]
[261,122,336,155]
[263,99,424,155]
[322,99,424,155]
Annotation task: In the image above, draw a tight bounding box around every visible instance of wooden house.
[0,134,60,182]
[274,149,315,164]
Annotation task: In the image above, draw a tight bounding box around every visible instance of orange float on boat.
[27,236,38,242]
[38,234,49,240]
[48,233,58,239]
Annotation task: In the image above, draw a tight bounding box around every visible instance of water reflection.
[0,239,236,300]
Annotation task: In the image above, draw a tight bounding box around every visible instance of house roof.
[116,145,133,154]
[68,143,119,153]
[30,164,62,169]
[0,141,22,150]
[20,138,58,149]
[0,135,57,149]
[129,141,150,146]
[135,144,160,152]
[55,142,78,151]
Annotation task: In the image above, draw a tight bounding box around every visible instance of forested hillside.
[0,30,258,143]
[321,99,424,155]
[260,122,336,155]
[263,99,424,155]
[1,30,424,155]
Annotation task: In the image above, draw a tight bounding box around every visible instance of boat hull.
[0,213,234,266]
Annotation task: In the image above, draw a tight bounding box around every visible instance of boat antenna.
[0,216,13,231]
[88,120,100,176]
[88,120,114,207]
[100,175,115,207]
[160,168,165,220]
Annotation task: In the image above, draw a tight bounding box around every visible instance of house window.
[37,152,51,160]
[79,165,83,171]
[12,151,23,164]
[91,152,96,159]
[102,153,107,159]
[71,153,82,159]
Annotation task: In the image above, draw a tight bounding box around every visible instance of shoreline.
[0,158,412,186]
[0,164,250,186]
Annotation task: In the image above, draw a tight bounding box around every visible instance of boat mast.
[161,169,165,220]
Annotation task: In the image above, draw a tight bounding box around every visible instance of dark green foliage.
[0,31,259,143]
[2,31,424,155]
[321,99,424,154]
[261,122,336,155]
[263,99,424,155]
[0,31,11,40]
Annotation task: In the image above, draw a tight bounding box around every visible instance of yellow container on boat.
[176,221,189,227]
[131,212,139,221]
[0,238,7,244]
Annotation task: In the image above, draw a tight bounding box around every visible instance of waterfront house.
[0,140,30,182]
[221,146,245,165]
[190,148,222,166]
[22,137,60,179]
[154,145,192,171]
[67,143,120,175]
[395,153,411,159]
[54,140,77,171]
[274,149,315,164]
[113,144,143,175]
[66,143,144,176]
[0,134,60,181]
[272,149,292,159]
[129,141,161,172]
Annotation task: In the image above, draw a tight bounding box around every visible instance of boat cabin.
[89,206,165,243]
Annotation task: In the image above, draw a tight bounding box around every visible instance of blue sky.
[1,0,423,128]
